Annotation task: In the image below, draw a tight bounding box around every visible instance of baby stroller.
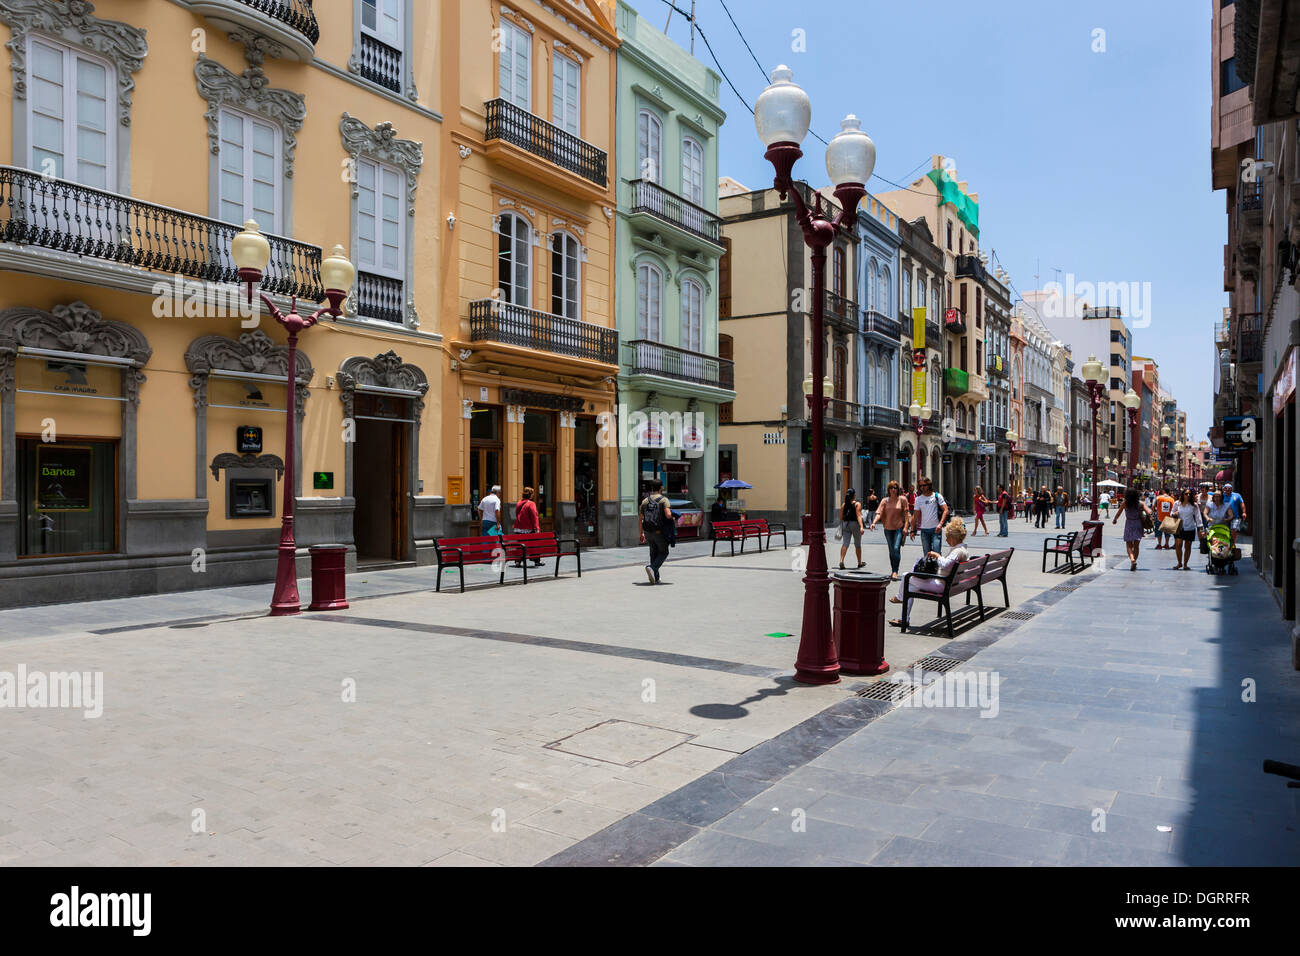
[1204,523,1240,575]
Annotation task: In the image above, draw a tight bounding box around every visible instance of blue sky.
[634,0,1221,440]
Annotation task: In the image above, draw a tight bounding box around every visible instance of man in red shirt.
[1153,487,1176,550]
[996,483,1011,537]
[512,487,543,566]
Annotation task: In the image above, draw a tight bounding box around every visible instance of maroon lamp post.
[233,222,356,616]
[1122,388,1141,488]
[1081,355,1105,521]
[908,402,933,480]
[754,66,876,685]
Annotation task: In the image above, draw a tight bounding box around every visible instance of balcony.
[981,424,1007,443]
[468,299,617,365]
[823,290,858,334]
[626,179,723,249]
[190,0,319,61]
[943,308,966,335]
[0,164,321,299]
[862,405,901,431]
[624,339,735,395]
[1237,181,1263,275]
[355,32,402,94]
[484,98,608,192]
[943,367,971,396]
[925,317,942,344]
[955,254,989,284]
[986,353,1007,376]
[1236,311,1263,366]
[826,398,865,427]
[862,309,900,341]
[355,271,404,324]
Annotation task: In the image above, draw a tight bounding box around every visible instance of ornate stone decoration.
[337,350,429,423]
[500,6,535,32]
[184,328,314,415]
[339,113,423,210]
[227,28,287,67]
[0,301,151,402]
[534,1,609,51]
[210,452,284,481]
[0,0,148,126]
[553,40,583,63]
[195,54,305,177]
[458,144,472,159]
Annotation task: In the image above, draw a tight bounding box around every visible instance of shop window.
[17,438,117,556]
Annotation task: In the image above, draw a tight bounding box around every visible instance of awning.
[1215,468,1233,482]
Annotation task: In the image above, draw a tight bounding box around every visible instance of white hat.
[1223,482,1233,490]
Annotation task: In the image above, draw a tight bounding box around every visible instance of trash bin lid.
[831,570,890,583]
[308,543,348,552]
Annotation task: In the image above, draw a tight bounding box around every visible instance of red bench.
[711,518,788,556]
[900,554,989,638]
[501,532,582,579]
[434,535,526,593]
[1042,530,1082,572]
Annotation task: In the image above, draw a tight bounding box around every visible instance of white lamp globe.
[754,66,810,147]
[825,114,876,186]
[908,402,921,420]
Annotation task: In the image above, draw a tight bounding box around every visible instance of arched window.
[902,269,911,315]
[901,354,911,409]
[681,136,704,205]
[636,261,662,340]
[637,109,662,182]
[956,404,966,431]
[881,266,892,317]
[681,277,703,352]
[550,231,580,319]
[497,211,531,306]
[866,257,877,311]
[833,344,847,401]
[877,352,889,407]
[833,246,846,301]
[944,398,954,425]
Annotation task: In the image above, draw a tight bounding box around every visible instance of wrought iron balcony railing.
[862,405,901,430]
[0,164,321,299]
[627,179,722,245]
[1239,180,1263,212]
[862,309,900,340]
[826,397,864,426]
[234,0,318,43]
[823,289,858,333]
[485,98,607,187]
[356,271,403,324]
[625,339,734,389]
[469,298,617,364]
[955,254,989,284]
[981,424,1008,443]
[1236,312,1263,364]
[986,353,1007,376]
[357,32,402,93]
[192,0,319,59]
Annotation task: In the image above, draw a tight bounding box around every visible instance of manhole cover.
[999,610,1038,621]
[545,719,694,766]
[910,655,962,673]
[856,681,916,702]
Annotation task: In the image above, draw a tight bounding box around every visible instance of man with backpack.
[638,479,674,585]
[909,476,949,557]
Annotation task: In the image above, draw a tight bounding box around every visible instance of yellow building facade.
[0,0,446,605]
[437,0,620,546]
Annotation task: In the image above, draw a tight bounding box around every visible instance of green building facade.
[614,1,732,544]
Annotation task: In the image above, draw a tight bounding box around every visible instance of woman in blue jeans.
[869,480,909,581]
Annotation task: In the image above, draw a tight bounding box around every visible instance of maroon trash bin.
[307,544,349,611]
[832,570,891,675]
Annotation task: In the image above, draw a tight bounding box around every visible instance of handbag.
[1159,515,1181,536]
[1141,511,1154,533]
[913,554,939,575]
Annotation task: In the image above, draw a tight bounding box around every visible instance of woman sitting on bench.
[888,517,970,628]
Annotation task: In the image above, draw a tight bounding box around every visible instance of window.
[902,269,911,314]
[881,267,891,316]
[550,231,580,319]
[219,108,280,232]
[956,404,966,431]
[498,18,531,110]
[362,0,402,44]
[960,283,968,316]
[497,211,531,306]
[637,109,662,182]
[833,247,845,300]
[27,38,113,188]
[681,137,704,205]
[551,52,580,136]
[636,262,662,340]
[355,158,403,279]
[833,345,847,401]
[1221,56,1248,96]
[946,221,953,250]
[681,278,703,352]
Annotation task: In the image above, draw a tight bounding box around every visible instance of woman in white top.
[1205,491,1234,529]
[1170,488,1203,570]
[889,517,970,628]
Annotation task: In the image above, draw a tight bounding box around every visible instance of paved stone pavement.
[547,540,1300,867]
[0,516,1096,865]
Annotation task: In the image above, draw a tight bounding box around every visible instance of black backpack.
[841,499,856,522]
[641,494,667,531]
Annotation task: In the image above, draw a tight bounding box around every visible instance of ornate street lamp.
[1081,354,1105,521]
[1122,388,1141,487]
[1160,424,1171,490]
[908,401,933,478]
[756,66,875,685]
[1005,429,1018,496]
[1175,441,1185,491]
[233,222,355,616]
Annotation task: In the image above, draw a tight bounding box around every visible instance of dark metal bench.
[1043,530,1082,572]
[966,547,1014,617]
[501,532,582,579]
[1071,521,1104,572]
[900,553,989,637]
[433,535,526,592]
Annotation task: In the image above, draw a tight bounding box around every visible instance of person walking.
[905,483,916,511]
[1053,485,1068,529]
[1170,488,1203,570]
[869,480,909,580]
[1152,487,1176,550]
[909,476,949,557]
[478,485,502,535]
[1222,482,1247,549]
[511,487,543,567]
[972,486,991,537]
[1111,487,1151,571]
[995,483,1011,537]
[838,488,865,570]
[1036,485,1051,528]
[638,479,673,584]
[1205,489,1234,532]
[889,517,971,627]
[863,487,880,520]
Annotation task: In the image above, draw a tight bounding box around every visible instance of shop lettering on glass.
[35,446,94,512]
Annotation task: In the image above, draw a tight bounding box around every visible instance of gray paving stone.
[868,835,1030,867]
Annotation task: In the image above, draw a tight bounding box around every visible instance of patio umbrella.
[1096,479,1126,488]
[715,479,753,489]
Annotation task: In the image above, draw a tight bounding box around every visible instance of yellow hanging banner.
[911,307,927,406]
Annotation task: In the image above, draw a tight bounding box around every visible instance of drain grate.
[1051,582,1085,592]
[999,610,1039,621]
[910,654,963,673]
[856,680,916,702]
